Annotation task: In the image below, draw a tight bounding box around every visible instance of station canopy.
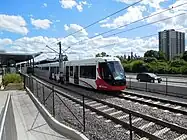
[0,52,42,65]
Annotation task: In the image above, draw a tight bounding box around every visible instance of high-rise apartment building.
[159,29,185,60]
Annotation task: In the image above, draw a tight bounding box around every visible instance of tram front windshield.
[107,61,125,80]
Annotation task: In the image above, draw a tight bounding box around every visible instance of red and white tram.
[36,57,126,91]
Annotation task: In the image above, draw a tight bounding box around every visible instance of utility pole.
[58,42,62,72]
[57,41,64,83]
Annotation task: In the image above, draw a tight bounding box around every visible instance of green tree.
[127,55,131,61]
[144,50,158,58]
[144,57,157,63]
[131,60,147,73]
[96,52,109,57]
[181,65,187,74]
[101,52,106,57]
[169,59,187,67]
[96,53,101,57]
[116,55,125,61]
[182,51,187,61]
[158,51,166,60]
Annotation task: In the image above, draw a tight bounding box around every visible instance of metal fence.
[126,76,187,98]
[0,94,17,140]
[24,75,86,132]
[23,74,136,140]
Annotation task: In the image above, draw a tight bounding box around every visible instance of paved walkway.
[10,90,70,140]
[0,91,8,114]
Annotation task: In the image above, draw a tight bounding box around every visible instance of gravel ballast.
[31,75,187,139]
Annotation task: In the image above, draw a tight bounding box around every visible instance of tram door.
[74,66,79,84]
[66,66,69,82]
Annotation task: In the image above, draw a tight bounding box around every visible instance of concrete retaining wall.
[126,72,187,78]
[0,94,17,140]
[26,87,89,140]
[127,81,187,98]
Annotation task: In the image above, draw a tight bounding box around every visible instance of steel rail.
[31,74,187,136]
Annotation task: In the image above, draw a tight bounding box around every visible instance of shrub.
[169,59,187,67]
[2,73,22,86]
[131,60,147,73]
[180,66,187,74]
[168,67,181,74]
[123,63,132,72]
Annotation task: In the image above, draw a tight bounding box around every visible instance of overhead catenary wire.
[62,2,187,51]
[64,12,186,53]
[104,12,185,38]
[47,0,143,47]
[62,0,143,39]
[93,27,187,54]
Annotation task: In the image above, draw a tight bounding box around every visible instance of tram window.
[70,66,73,76]
[80,65,96,79]
[42,67,49,70]
[50,67,55,72]
[57,67,59,73]
[99,63,111,80]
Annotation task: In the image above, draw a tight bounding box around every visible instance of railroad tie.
[145,99,152,102]
[102,108,114,112]
[164,103,170,107]
[154,101,160,104]
[90,112,96,115]
[90,103,101,107]
[109,111,122,116]
[174,106,181,109]
[139,122,155,130]
[96,105,108,109]
[97,115,103,119]
[114,124,122,128]
[86,101,97,105]
[105,119,111,123]
[132,117,142,123]
[131,96,137,99]
[153,127,170,137]
[139,137,149,140]
[117,114,128,120]
[174,134,187,140]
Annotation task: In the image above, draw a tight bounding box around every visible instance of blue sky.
[0,0,186,60]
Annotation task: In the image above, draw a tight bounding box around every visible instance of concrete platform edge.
[25,87,89,140]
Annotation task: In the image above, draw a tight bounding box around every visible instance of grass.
[2,73,24,90]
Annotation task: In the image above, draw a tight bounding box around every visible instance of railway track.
[31,75,187,140]
[116,91,187,116]
[34,74,187,117]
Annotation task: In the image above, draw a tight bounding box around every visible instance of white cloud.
[0,38,12,50]
[0,38,12,46]
[6,35,158,61]
[43,3,48,7]
[59,0,89,12]
[2,23,161,61]
[116,0,167,9]
[64,24,88,37]
[146,0,187,31]
[0,14,28,35]
[56,20,61,22]
[116,0,139,4]
[141,0,167,9]
[99,17,110,24]
[31,18,52,29]
[101,6,146,28]
[60,0,77,9]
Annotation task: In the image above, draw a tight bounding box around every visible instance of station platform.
[0,90,70,140]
